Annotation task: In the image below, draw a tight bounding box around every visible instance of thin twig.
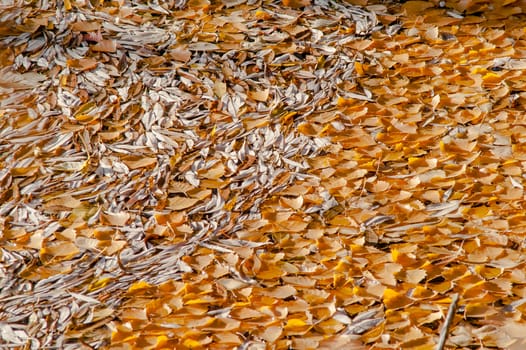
[437,293,459,350]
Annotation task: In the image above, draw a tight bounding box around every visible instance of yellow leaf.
[183,338,201,348]
[255,9,272,20]
[128,280,151,293]
[315,318,345,335]
[88,277,112,292]
[361,320,384,343]
[156,335,169,347]
[391,247,400,263]
[285,318,308,329]
[465,302,498,318]
[257,264,285,280]
[210,125,216,138]
[410,286,436,299]
[475,265,502,279]
[383,288,413,309]
[354,61,364,76]
[10,166,39,177]
[186,298,214,305]
[482,72,503,85]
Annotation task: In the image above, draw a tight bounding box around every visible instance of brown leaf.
[91,39,117,52]
[67,58,98,71]
[70,21,101,32]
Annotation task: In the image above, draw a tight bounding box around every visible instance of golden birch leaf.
[275,219,309,232]
[101,240,126,255]
[293,337,319,348]
[121,308,148,321]
[10,166,39,177]
[383,288,413,310]
[262,285,297,299]
[465,302,498,318]
[281,276,316,287]
[167,196,199,210]
[249,88,269,102]
[202,318,241,331]
[279,196,303,210]
[182,339,202,348]
[200,163,225,179]
[284,318,310,332]
[403,269,427,284]
[212,332,242,344]
[315,318,345,335]
[217,278,249,290]
[401,337,434,350]
[26,230,44,250]
[101,211,130,226]
[361,321,384,343]
[401,1,434,15]
[122,157,157,169]
[169,181,195,194]
[213,80,227,98]
[41,242,80,259]
[257,264,286,280]
[260,325,282,342]
[128,281,152,293]
[231,308,263,320]
[44,196,82,209]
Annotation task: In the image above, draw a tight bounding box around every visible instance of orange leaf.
[282,0,310,8]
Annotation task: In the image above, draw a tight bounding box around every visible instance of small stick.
[437,293,459,350]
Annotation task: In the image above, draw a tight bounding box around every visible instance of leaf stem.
[437,293,459,350]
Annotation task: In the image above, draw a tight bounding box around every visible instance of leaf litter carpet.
[3,0,526,349]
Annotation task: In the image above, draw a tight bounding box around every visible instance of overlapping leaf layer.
[2,0,526,349]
